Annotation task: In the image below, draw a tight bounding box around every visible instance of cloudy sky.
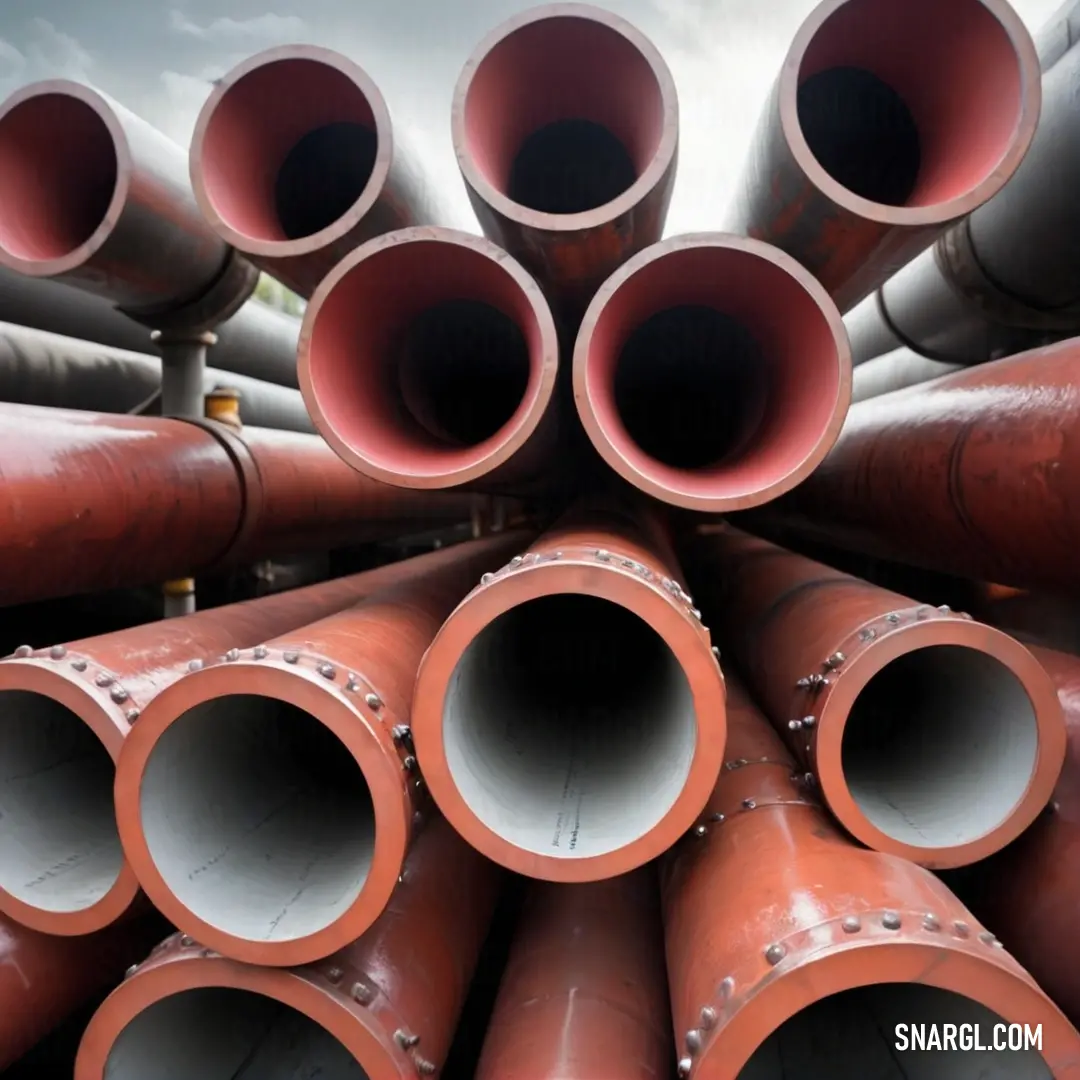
[0,0,1064,235]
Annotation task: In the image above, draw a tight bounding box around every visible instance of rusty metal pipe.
[190,45,440,299]
[573,234,851,512]
[662,675,1080,1079]
[475,871,672,1079]
[684,527,1064,868]
[75,815,501,1080]
[114,532,522,966]
[726,0,1041,314]
[413,505,727,882]
[299,227,560,493]
[452,3,678,315]
[850,346,963,402]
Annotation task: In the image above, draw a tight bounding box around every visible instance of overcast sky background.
[0,0,1063,236]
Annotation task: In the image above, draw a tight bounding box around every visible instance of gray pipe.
[851,348,964,403]
[1035,0,1080,70]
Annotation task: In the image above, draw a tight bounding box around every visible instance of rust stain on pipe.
[452,3,678,316]
[114,532,525,966]
[662,675,1080,1079]
[476,870,672,1079]
[726,0,1041,313]
[413,503,726,881]
[684,527,1064,868]
[75,815,501,1080]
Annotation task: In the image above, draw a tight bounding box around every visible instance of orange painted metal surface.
[661,675,1080,1079]
[75,815,501,1080]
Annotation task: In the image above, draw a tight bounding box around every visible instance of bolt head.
[742,798,756,810]
[365,692,382,709]
[225,648,240,662]
[71,658,88,671]
[827,652,845,668]
[481,573,494,585]
[979,931,997,946]
[351,980,375,1005]
[709,812,725,823]
[718,976,735,1000]
[126,709,140,723]
[712,646,721,659]
[403,755,418,772]
[953,920,970,939]
[700,1005,718,1030]
[13,644,33,658]
[124,963,138,979]
[187,659,204,672]
[922,914,940,932]
[110,686,129,703]
[325,966,344,983]
[416,1060,436,1076]
[685,1029,703,1052]
[882,911,902,930]
[789,719,803,731]
[842,915,861,933]
[318,663,336,680]
[938,604,951,613]
[802,715,816,728]
[95,673,114,687]
[49,644,66,660]
[284,651,300,664]
[692,824,708,839]
[796,677,811,688]
[677,1058,693,1078]
[253,646,269,660]
[764,942,786,965]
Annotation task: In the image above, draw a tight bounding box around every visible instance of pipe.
[0,540,506,936]
[744,338,1080,593]
[1035,0,1080,68]
[412,503,727,882]
[661,674,1080,1079]
[75,816,501,1080]
[114,531,523,966]
[0,81,256,331]
[572,233,851,512]
[190,44,440,300]
[452,3,678,316]
[0,404,481,607]
[725,0,1041,314]
[682,526,1064,868]
[475,871,672,1079]
[850,346,963,402]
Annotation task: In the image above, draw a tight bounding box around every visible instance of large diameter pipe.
[75,816,501,1080]
[662,675,1080,1079]
[726,0,1041,314]
[413,504,727,882]
[299,227,560,493]
[850,346,963,402]
[114,532,522,966]
[190,45,440,299]
[572,233,850,512]
[0,81,256,330]
[476,871,672,1079]
[1036,0,1080,68]
[452,3,678,315]
[683,526,1064,868]
[745,338,1080,593]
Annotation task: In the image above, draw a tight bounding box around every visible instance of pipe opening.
[738,983,1050,1079]
[103,987,370,1079]
[199,58,379,243]
[140,694,375,943]
[0,691,122,912]
[796,0,1025,207]
[443,594,697,859]
[0,94,117,261]
[842,646,1038,848]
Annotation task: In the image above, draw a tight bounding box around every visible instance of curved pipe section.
[115,533,522,965]
[850,346,962,402]
[300,227,560,492]
[661,676,1080,1079]
[573,234,850,512]
[452,3,678,313]
[413,505,726,882]
[191,45,439,299]
[76,817,501,1080]
[726,0,1041,313]
[683,527,1064,868]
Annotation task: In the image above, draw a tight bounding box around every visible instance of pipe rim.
[189,44,395,259]
[412,558,727,881]
[0,80,132,277]
[114,662,410,967]
[572,233,852,511]
[451,2,679,233]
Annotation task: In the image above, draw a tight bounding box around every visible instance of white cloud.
[167,10,307,42]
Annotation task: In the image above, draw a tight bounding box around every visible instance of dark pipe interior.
[508,119,637,214]
[798,67,921,205]
[614,305,767,470]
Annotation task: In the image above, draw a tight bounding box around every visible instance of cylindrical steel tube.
[190,44,440,299]
[726,0,1041,313]
[683,526,1064,868]
[850,346,963,402]
[452,3,678,315]
[572,233,850,512]
[1035,0,1080,68]
[114,532,523,965]
[661,675,1080,1079]
[413,504,727,881]
[299,227,561,493]
[75,816,501,1080]
[476,871,672,1079]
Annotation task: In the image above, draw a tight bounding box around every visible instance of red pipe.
[190,45,438,299]
[684,526,1064,868]
[475,871,672,1079]
[114,531,523,966]
[452,3,678,314]
[413,504,726,881]
[75,816,501,1080]
[572,233,851,512]
[662,675,1080,1079]
[726,0,1041,313]
[299,227,561,493]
